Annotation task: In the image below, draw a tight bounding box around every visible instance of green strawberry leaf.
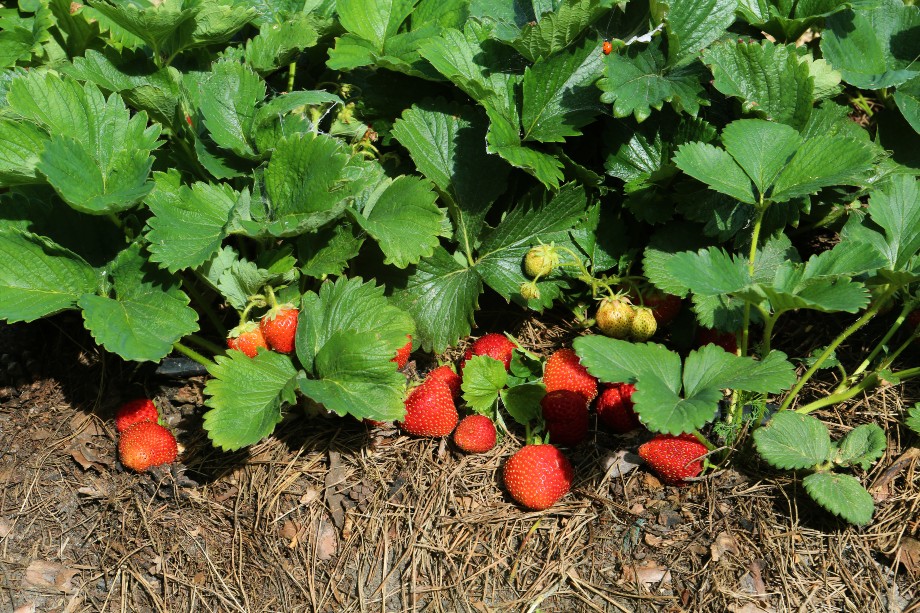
[296,222,365,279]
[461,355,508,415]
[575,337,795,434]
[821,0,920,90]
[905,404,920,436]
[349,175,445,268]
[203,350,299,451]
[598,38,707,122]
[835,423,886,470]
[78,244,199,362]
[656,0,738,65]
[842,175,920,275]
[199,60,265,159]
[753,411,832,470]
[0,119,46,184]
[295,277,414,421]
[702,40,814,129]
[384,246,483,353]
[673,142,757,204]
[391,101,509,249]
[145,172,249,272]
[521,35,605,143]
[0,229,99,322]
[484,107,565,189]
[802,472,875,525]
[893,76,920,134]
[196,246,297,311]
[245,13,319,74]
[500,382,546,426]
[511,0,605,62]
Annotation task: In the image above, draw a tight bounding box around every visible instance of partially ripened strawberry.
[227,322,268,358]
[463,333,516,371]
[640,290,682,325]
[118,421,178,472]
[453,415,497,453]
[400,381,458,437]
[392,335,412,369]
[596,297,635,339]
[595,383,641,433]
[696,327,738,354]
[543,348,598,402]
[503,444,574,510]
[541,390,589,446]
[638,433,708,485]
[260,306,299,353]
[115,398,159,433]
[426,365,462,398]
[630,307,657,341]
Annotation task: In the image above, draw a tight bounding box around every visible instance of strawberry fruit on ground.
[453,415,497,453]
[115,398,159,433]
[118,421,178,472]
[400,381,458,438]
[227,322,268,357]
[543,348,598,402]
[426,364,462,398]
[541,390,589,446]
[392,335,413,369]
[595,383,640,433]
[595,297,635,339]
[260,306,299,353]
[638,433,709,485]
[503,444,574,511]
[463,333,516,371]
[696,327,738,354]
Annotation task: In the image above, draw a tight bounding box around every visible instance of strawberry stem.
[184,333,224,356]
[172,341,216,369]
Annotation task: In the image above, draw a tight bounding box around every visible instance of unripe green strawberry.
[453,415,497,453]
[638,433,708,485]
[227,322,268,358]
[523,245,559,278]
[400,381,458,437]
[596,298,635,339]
[260,306,299,353]
[503,444,574,510]
[630,307,657,341]
[118,421,178,472]
[115,398,159,433]
[520,281,541,301]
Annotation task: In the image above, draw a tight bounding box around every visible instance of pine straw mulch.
[0,312,919,613]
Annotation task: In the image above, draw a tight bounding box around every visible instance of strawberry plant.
[0,0,918,524]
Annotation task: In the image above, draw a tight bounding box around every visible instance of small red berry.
[696,327,738,354]
[503,444,574,510]
[462,333,516,371]
[400,381,458,438]
[541,390,589,446]
[543,348,598,402]
[227,322,268,358]
[595,383,641,433]
[260,306,299,353]
[118,421,178,472]
[453,415,497,453]
[392,335,413,369]
[115,398,159,433]
[426,365,462,398]
[638,433,708,485]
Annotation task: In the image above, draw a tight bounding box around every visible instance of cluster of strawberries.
[226,304,299,357]
[114,399,178,472]
[391,333,711,511]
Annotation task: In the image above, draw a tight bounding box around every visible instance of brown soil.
[1,313,918,612]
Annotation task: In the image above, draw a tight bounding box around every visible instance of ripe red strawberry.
[503,444,574,510]
[463,333,516,371]
[638,433,708,485]
[453,415,497,453]
[227,322,268,358]
[400,381,458,437]
[630,307,657,341]
[426,365,462,398]
[392,335,412,369]
[639,290,682,325]
[696,327,738,354]
[115,398,159,433]
[596,298,635,339]
[118,421,178,472]
[541,390,589,446]
[543,348,598,402]
[595,383,640,433]
[260,306,299,353]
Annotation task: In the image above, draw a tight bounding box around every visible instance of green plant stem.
[877,330,920,372]
[182,274,227,337]
[172,341,216,369]
[185,333,224,356]
[740,201,767,358]
[760,311,777,355]
[779,286,898,412]
[845,298,909,385]
[796,373,878,414]
[287,61,297,92]
[691,429,716,451]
